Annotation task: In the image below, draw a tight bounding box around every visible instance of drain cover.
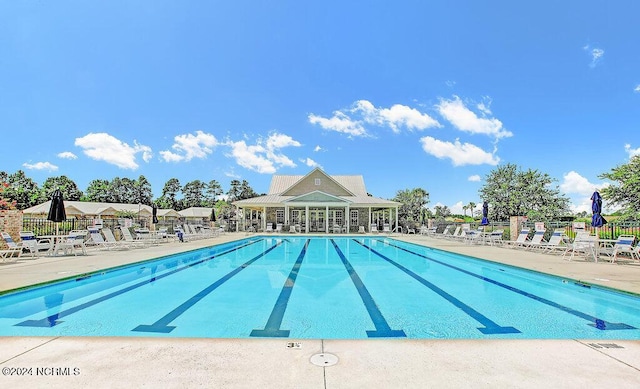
[310,353,338,367]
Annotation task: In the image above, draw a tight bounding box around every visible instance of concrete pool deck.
[1,233,639,388]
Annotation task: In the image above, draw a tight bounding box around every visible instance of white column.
[305,205,309,233]
[346,206,350,232]
[263,206,267,231]
[325,205,329,232]
[285,205,289,225]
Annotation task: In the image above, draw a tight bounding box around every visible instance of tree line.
[3,155,639,224]
[0,170,260,212]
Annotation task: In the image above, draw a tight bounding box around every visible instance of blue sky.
[1,1,639,214]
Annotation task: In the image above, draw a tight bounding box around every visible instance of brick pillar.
[0,210,23,249]
[509,216,525,241]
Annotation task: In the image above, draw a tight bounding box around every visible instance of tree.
[84,179,112,202]
[393,188,430,227]
[135,175,153,205]
[227,180,242,202]
[599,155,640,219]
[157,178,182,210]
[205,180,223,206]
[4,170,41,209]
[182,180,207,208]
[239,180,258,200]
[479,163,570,221]
[467,202,476,219]
[462,205,468,217]
[108,177,138,204]
[433,205,451,220]
[42,176,83,201]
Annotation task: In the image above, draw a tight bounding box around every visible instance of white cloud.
[624,144,640,158]
[75,132,151,170]
[300,157,321,168]
[226,132,302,174]
[419,136,500,166]
[57,151,77,160]
[309,100,440,136]
[160,130,218,162]
[436,96,513,139]
[560,171,612,213]
[449,201,465,215]
[353,100,441,133]
[22,161,58,172]
[314,145,324,152]
[468,175,481,182]
[634,84,640,93]
[584,45,604,68]
[560,171,600,196]
[308,111,368,137]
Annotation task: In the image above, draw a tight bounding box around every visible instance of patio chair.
[53,231,88,256]
[561,231,596,261]
[520,227,547,250]
[503,228,531,248]
[382,224,391,234]
[276,224,283,233]
[358,225,365,234]
[87,227,129,251]
[487,229,504,246]
[1,231,27,260]
[103,227,143,249]
[370,223,378,233]
[19,231,52,257]
[265,223,274,233]
[531,229,568,253]
[288,225,297,233]
[610,235,639,263]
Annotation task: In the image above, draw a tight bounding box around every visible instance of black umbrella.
[591,191,607,261]
[152,205,159,224]
[210,208,216,222]
[47,189,66,235]
[47,189,66,223]
[591,191,607,228]
[480,201,489,226]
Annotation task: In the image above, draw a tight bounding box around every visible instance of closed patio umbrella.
[591,191,607,261]
[152,205,159,224]
[480,201,489,226]
[47,189,66,235]
[210,208,216,222]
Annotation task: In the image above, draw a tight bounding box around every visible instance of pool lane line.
[132,240,284,333]
[372,238,636,331]
[331,239,407,338]
[15,238,265,328]
[250,239,310,337]
[353,239,519,335]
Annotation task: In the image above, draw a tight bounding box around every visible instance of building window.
[315,178,321,186]
[276,210,284,224]
[350,210,359,226]
[292,210,300,224]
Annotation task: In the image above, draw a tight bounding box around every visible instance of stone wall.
[0,210,23,249]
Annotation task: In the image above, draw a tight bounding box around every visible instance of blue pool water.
[1,236,639,339]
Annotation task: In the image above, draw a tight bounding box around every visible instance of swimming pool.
[1,236,639,339]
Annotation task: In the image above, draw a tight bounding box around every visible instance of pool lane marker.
[250,239,310,337]
[132,241,284,333]
[374,239,636,331]
[354,239,519,335]
[15,238,264,328]
[331,239,406,338]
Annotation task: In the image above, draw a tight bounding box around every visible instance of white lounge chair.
[18,231,52,257]
[87,227,129,250]
[358,225,366,234]
[610,235,639,263]
[1,232,26,260]
[531,229,568,253]
[53,231,88,256]
[382,224,391,234]
[562,231,595,261]
[520,228,547,250]
[504,228,531,248]
[370,224,378,233]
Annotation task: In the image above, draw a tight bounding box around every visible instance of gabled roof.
[284,191,351,204]
[23,201,155,217]
[178,207,214,218]
[234,168,399,207]
[269,168,367,196]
